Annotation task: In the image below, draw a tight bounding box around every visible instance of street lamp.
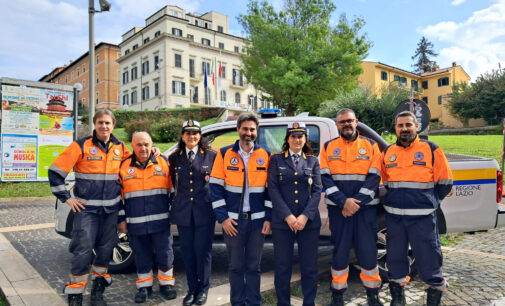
[73,83,83,141]
[88,0,111,134]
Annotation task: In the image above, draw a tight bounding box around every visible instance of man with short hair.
[320,108,383,306]
[210,112,271,306]
[49,109,130,306]
[381,111,453,306]
[118,132,176,303]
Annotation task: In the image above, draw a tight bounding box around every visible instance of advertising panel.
[1,134,38,181]
[39,89,73,136]
[37,135,73,180]
[1,85,40,134]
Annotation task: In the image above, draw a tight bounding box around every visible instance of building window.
[122,94,129,106]
[154,56,159,70]
[411,80,418,91]
[221,66,226,78]
[142,61,149,75]
[202,61,211,75]
[172,28,183,37]
[175,54,182,68]
[201,38,211,46]
[189,59,195,78]
[96,72,99,83]
[142,86,150,100]
[205,88,211,105]
[154,82,159,97]
[82,98,86,106]
[133,44,138,50]
[125,49,130,55]
[77,69,80,77]
[96,55,99,65]
[154,31,161,37]
[172,81,186,95]
[187,34,194,41]
[438,95,442,105]
[394,75,407,87]
[438,77,449,87]
[122,71,129,84]
[65,76,68,84]
[218,26,224,33]
[233,69,243,86]
[191,86,198,103]
[422,97,428,103]
[381,71,387,81]
[96,91,99,104]
[71,71,74,80]
[218,42,224,49]
[131,66,138,80]
[235,92,241,104]
[220,90,227,102]
[83,79,86,89]
[234,46,239,53]
[143,37,150,44]
[422,81,428,89]
[82,64,86,73]
[131,90,137,104]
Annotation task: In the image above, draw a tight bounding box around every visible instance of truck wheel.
[377,228,417,281]
[106,232,135,273]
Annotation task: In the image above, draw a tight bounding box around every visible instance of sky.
[1,0,504,83]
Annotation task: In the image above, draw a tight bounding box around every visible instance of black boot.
[90,277,109,306]
[134,287,152,303]
[426,287,443,306]
[331,291,344,306]
[159,285,177,300]
[68,294,83,306]
[366,290,384,306]
[389,282,406,306]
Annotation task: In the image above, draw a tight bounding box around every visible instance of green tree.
[319,84,410,134]
[238,0,371,115]
[448,66,505,125]
[411,36,438,73]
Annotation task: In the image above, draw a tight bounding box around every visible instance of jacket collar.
[396,135,420,148]
[231,139,260,154]
[129,153,158,168]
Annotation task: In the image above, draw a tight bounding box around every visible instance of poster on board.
[1,134,38,181]
[1,85,40,135]
[37,134,73,180]
[39,89,73,136]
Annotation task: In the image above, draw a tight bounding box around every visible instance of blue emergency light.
[258,108,282,118]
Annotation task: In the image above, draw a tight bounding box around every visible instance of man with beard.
[210,112,271,306]
[380,111,452,306]
[320,108,383,306]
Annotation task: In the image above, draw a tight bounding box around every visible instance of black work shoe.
[159,285,177,300]
[426,287,443,306]
[366,291,384,306]
[90,277,108,306]
[195,291,208,305]
[134,287,152,303]
[183,291,196,306]
[331,292,344,306]
[68,294,83,306]
[389,282,406,306]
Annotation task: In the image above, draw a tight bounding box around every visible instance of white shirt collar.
[289,149,302,157]
[185,145,199,156]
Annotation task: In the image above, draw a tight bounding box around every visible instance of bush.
[151,117,185,143]
[124,119,152,141]
[113,107,224,128]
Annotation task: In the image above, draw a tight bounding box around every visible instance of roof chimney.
[452,61,457,67]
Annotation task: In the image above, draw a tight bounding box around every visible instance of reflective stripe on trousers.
[331,266,349,290]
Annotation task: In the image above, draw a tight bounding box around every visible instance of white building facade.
[118,5,269,111]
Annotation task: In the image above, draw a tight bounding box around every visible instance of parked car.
[55,113,504,276]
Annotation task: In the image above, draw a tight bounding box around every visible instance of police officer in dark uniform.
[267,122,322,306]
[168,120,217,306]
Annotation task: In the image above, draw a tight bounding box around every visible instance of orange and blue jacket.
[118,154,173,235]
[380,136,453,217]
[49,132,130,213]
[210,140,271,229]
[320,135,381,208]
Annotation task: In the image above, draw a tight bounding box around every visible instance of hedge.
[113,107,224,128]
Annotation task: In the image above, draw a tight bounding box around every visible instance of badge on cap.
[188,119,194,126]
[155,166,162,171]
[415,152,424,160]
[90,147,98,155]
[230,157,239,165]
[257,157,264,165]
[114,148,120,155]
[127,168,135,174]
[358,148,367,155]
[333,148,341,156]
[389,154,397,162]
[293,122,300,129]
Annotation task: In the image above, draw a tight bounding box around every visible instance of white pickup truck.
[54,114,504,276]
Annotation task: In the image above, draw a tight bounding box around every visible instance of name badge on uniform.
[386,163,397,168]
[329,156,342,160]
[124,175,137,180]
[113,157,122,161]
[87,156,102,160]
[227,166,239,171]
[356,156,370,160]
[413,161,426,166]
[154,172,166,176]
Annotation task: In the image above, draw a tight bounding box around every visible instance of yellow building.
[358,61,485,128]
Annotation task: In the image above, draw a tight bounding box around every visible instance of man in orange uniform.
[49,110,130,306]
[381,111,453,306]
[118,132,176,303]
[210,112,271,306]
[320,108,383,306]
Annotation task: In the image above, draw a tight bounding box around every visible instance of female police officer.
[267,122,322,306]
[168,120,217,306]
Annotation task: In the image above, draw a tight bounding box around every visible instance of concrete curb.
[0,197,54,204]
[0,233,65,306]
